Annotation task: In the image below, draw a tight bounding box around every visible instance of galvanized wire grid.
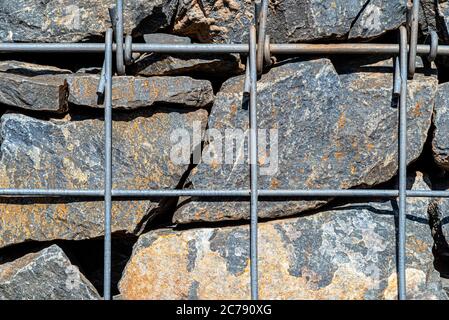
[0,0,447,300]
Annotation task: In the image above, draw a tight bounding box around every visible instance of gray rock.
[174,57,437,224]
[0,245,100,300]
[420,0,439,35]
[50,74,214,109]
[144,33,192,44]
[0,60,72,76]
[348,0,406,39]
[130,54,244,78]
[120,172,446,300]
[428,175,449,255]
[0,0,177,42]
[429,197,449,256]
[0,73,69,113]
[173,0,406,43]
[432,83,449,170]
[0,109,207,248]
[437,1,449,42]
[75,67,102,74]
[130,34,244,78]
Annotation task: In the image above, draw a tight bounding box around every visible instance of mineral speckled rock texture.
[432,82,449,170]
[0,109,207,248]
[0,73,69,113]
[129,34,244,78]
[0,60,72,76]
[0,0,407,43]
[174,57,438,224]
[174,0,407,43]
[120,173,446,300]
[60,74,214,109]
[0,245,100,300]
[0,0,177,42]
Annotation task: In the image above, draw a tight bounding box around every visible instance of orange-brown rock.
[0,108,207,248]
[120,173,446,300]
[53,74,214,109]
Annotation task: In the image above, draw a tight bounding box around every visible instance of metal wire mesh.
[0,0,446,300]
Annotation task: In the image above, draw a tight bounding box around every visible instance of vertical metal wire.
[115,0,125,75]
[103,28,113,301]
[398,25,408,300]
[256,0,269,75]
[408,0,419,78]
[249,25,259,300]
[393,57,401,96]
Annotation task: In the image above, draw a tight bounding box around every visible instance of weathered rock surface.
[437,1,449,42]
[0,73,69,113]
[174,0,407,43]
[428,175,449,255]
[0,109,207,248]
[0,245,100,300]
[0,0,177,42]
[432,83,449,170]
[130,34,244,78]
[420,0,439,35]
[0,0,413,43]
[174,57,437,224]
[0,61,72,76]
[120,172,445,300]
[55,74,214,109]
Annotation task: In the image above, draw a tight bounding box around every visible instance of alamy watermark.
[170,121,279,176]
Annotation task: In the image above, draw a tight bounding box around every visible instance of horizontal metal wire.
[0,43,448,56]
[0,188,448,198]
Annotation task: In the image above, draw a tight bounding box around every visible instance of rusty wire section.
[0,0,443,300]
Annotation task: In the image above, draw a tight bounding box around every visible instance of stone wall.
[1,0,449,300]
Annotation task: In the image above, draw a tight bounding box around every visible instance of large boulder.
[174,57,437,224]
[173,0,407,43]
[0,245,100,300]
[120,172,445,300]
[0,108,207,248]
[432,82,449,170]
[0,0,177,42]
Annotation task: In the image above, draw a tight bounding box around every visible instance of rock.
[0,0,177,42]
[429,197,449,256]
[130,54,244,78]
[120,172,445,300]
[0,73,69,113]
[49,74,214,109]
[174,57,437,224]
[428,175,449,255]
[348,0,407,39]
[432,83,449,170]
[0,245,100,300]
[0,109,207,248]
[144,33,192,44]
[0,60,72,76]
[420,0,438,35]
[437,1,449,43]
[130,34,244,78]
[75,67,102,74]
[173,0,406,43]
